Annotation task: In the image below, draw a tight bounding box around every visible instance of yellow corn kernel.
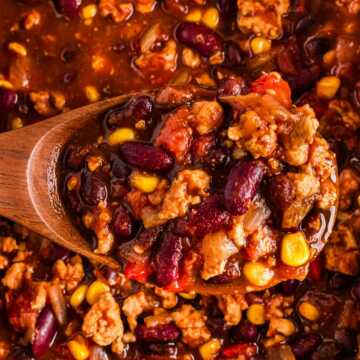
[185,8,203,22]
[130,172,159,193]
[199,339,222,360]
[250,37,272,55]
[68,336,90,360]
[8,42,27,57]
[86,280,110,305]
[276,318,296,336]
[247,304,265,325]
[316,76,341,99]
[281,232,310,267]
[84,85,100,102]
[67,176,78,191]
[323,50,336,66]
[108,127,135,146]
[11,117,23,130]
[81,4,97,19]
[179,292,197,300]
[243,262,274,287]
[0,79,14,90]
[201,7,219,29]
[298,301,320,321]
[70,284,88,308]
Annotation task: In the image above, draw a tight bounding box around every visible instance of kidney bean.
[80,172,108,206]
[105,96,153,129]
[218,74,246,96]
[231,321,258,343]
[119,142,173,172]
[66,190,82,214]
[218,0,237,18]
[334,329,357,355]
[32,306,58,357]
[64,144,93,171]
[224,160,265,215]
[281,279,299,295]
[0,89,17,112]
[155,233,184,287]
[112,204,133,238]
[175,22,224,57]
[291,333,322,358]
[328,273,352,290]
[225,42,243,67]
[55,0,82,17]
[188,195,230,238]
[135,323,180,342]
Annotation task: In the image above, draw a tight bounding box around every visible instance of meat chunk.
[155,85,194,106]
[29,91,65,116]
[141,169,210,228]
[172,305,211,347]
[336,0,360,14]
[82,292,124,348]
[237,0,290,39]
[122,291,158,331]
[99,0,134,22]
[325,221,360,275]
[328,99,360,130]
[156,106,193,162]
[217,293,248,326]
[135,39,178,74]
[0,236,18,253]
[6,282,47,339]
[282,105,319,166]
[281,172,320,229]
[338,168,359,211]
[154,287,178,309]
[228,108,278,159]
[2,263,27,290]
[200,231,238,280]
[53,255,84,292]
[189,101,224,135]
[245,225,279,261]
[156,101,224,162]
[82,206,115,254]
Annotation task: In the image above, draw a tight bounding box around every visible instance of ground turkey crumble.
[82,292,124,350]
[52,255,84,292]
[172,305,211,347]
[237,0,290,39]
[139,169,211,228]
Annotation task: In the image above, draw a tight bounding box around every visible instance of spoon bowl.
[0,94,137,268]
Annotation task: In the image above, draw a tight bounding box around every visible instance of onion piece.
[48,284,67,326]
[244,198,271,234]
[140,23,162,53]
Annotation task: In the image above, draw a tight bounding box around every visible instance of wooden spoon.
[0,94,136,269]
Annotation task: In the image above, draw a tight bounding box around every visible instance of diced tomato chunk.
[251,73,292,108]
[222,343,257,358]
[124,261,153,283]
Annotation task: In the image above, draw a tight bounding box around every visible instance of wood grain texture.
[0,93,135,268]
